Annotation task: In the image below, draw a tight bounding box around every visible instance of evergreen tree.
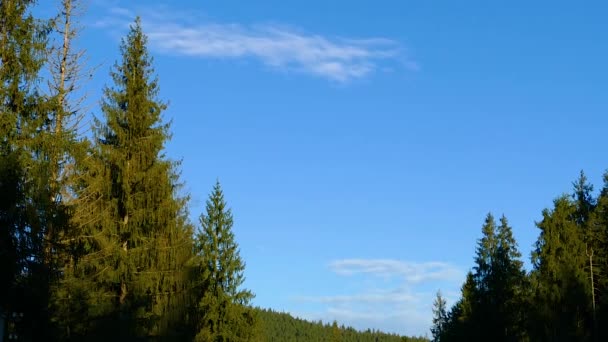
[443,214,527,341]
[592,172,608,340]
[331,320,342,342]
[64,17,193,339]
[493,215,527,341]
[431,291,447,341]
[193,181,256,341]
[0,0,52,338]
[471,213,498,337]
[531,195,590,341]
[43,0,95,337]
[442,272,476,341]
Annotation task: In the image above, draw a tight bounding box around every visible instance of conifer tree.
[193,181,256,341]
[444,214,527,341]
[592,172,608,340]
[65,17,193,339]
[442,272,476,341]
[431,291,448,342]
[331,320,342,342]
[471,213,497,331]
[531,195,590,341]
[493,215,527,340]
[43,0,102,338]
[0,0,52,338]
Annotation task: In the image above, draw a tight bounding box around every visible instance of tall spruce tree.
[193,181,256,341]
[443,214,527,341]
[471,213,497,334]
[531,195,590,341]
[0,0,52,339]
[64,17,193,339]
[493,215,527,340]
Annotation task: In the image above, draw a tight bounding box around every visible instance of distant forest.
[0,1,426,340]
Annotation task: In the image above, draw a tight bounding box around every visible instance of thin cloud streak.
[93,6,415,82]
[329,259,462,283]
[294,289,418,304]
[291,259,463,335]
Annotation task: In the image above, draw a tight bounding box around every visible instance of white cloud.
[92,5,416,82]
[290,259,464,337]
[329,259,462,283]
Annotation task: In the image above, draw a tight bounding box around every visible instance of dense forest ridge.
[255,308,428,341]
[0,1,424,340]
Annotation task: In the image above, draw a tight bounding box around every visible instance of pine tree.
[431,291,447,341]
[193,181,256,341]
[65,17,193,339]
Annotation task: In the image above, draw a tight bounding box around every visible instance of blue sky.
[37,0,607,336]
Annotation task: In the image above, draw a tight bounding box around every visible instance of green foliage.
[431,291,447,341]
[57,17,193,339]
[441,214,527,341]
[255,308,428,342]
[0,0,55,339]
[192,181,256,341]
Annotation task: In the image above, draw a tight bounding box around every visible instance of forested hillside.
[255,308,427,342]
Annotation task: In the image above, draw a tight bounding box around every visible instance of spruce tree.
[65,17,193,339]
[431,291,448,342]
[193,181,256,341]
[442,272,476,341]
[445,214,527,341]
[44,0,96,337]
[471,213,497,334]
[592,172,608,340]
[0,0,52,338]
[493,215,527,340]
[531,195,590,341]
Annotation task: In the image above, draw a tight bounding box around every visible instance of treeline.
[431,172,608,341]
[255,308,428,342]
[0,1,422,341]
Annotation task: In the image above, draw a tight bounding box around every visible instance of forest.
[431,171,608,341]
[430,169,608,341]
[1,1,605,341]
[0,0,426,340]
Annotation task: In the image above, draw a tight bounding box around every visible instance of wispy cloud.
[329,259,462,283]
[294,289,418,304]
[291,259,463,336]
[92,5,416,82]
